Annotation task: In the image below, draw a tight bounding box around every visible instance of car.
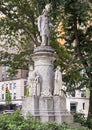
[3,110,15,114]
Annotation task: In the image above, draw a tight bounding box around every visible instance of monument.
[22,4,73,124]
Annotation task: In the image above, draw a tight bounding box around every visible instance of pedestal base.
[39,96,55,122]
[22,96,39,119]
[22,96,73,124]
[23,46,73,124]
[53,96,72,123]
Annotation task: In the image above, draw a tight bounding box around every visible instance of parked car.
[3,110,15,114]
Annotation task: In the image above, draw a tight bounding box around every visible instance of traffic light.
[4,87,9,93]
[6,87,8,93]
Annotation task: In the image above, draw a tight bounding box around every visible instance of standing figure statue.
[54,66,66,96]
[28,66,41,96]
[38,4,53,46]
[35,72,41,96]
[30,71,40,96]
[28,65,34,89]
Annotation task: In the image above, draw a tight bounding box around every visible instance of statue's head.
[29,65,34,71]
[42,9,47,15]
[45,3,51,12]
[57,66,61,70]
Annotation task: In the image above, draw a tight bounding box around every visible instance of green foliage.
[73,112,87,126]
[59,0,92,88]
[0,0,91,85]
[0,110,90,130]
[26,87,30,97]
[0,0,92,128]
[86,118,92,129]
[5,90,12,105]
[0,0,63,74]
[1,0,91,84]
[60,1,92,126]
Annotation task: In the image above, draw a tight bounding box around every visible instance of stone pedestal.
[22,46,73,124]
[53,96,73,123]
[31,46,56,96]
[22,95,73,123]
[22,96,39,119]
[54,96,66,111]
[39,96,54,122]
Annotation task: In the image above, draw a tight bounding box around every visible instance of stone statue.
[28,66,41,96]
[54,66,66,96]
[28,65,34,87]
[30,71,40,96]
[38,4,53,46]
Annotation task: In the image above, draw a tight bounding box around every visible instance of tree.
[0,0,92,128]
[0,0,62,76]
[59,0,92,128]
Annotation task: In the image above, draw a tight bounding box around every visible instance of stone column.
[31,46,56,96]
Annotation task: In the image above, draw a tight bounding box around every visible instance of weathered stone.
[53,96,73,123]
[39,96,55,122]
[22,96,39,118]
[31,46,56,97]
[22,45,73,124]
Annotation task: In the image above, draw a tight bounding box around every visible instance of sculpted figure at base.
[38,4,53,46]
[28,66,41,96]
[28,65,34,88]
[54,66,66,97]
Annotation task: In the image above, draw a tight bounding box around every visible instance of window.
[9,83,12,90]
[11,45,18,51]
[6,84,8,87]
[2,74,4,81]
[6,74,9,79]
[83,103,85,110]
[2,66,6,73]
[1,66,10,80]
[70,103,77,112]
[2,84,4,91]
[13,93,16,99]
[13,83,16,89]
[6,66,9,71]
[69,91,75,97]
[81,90,86,97]
[2,94,4,100]
[2,66,9,72]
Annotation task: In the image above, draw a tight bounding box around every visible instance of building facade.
[0,65,28,106]
[66,89,89,118]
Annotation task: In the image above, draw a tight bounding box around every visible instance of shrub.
[73,112,87,126]
[0,110,90,130]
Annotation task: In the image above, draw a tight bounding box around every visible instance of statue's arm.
[49,22,53,28]
[55,71,58,81]
[38,16,42,32]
